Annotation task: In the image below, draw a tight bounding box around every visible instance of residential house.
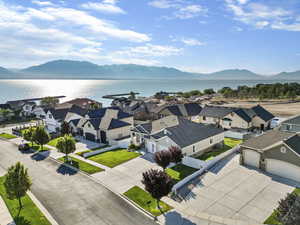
[196,105,274,131]
[240,129,300,182]
[59,98,102,109]
[280,115,300,133]
[20,102,37,117]
[44,105,87,133]
[72,107,134,145]
[131,116,225,156]
[0,104,14,122]
[156,103,203,121]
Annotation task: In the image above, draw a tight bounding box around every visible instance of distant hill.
[199,69,265,80]
[21,60,196,79]
[0,67,15,76]
[0,59,299,80]
[273,71,300,80]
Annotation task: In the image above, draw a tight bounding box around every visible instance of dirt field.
[221,100,300,117]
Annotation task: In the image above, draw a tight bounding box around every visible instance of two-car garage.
[243,150,260,168]
[265,159,300,183]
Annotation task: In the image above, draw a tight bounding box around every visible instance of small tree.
[61,121,71,136]
[154,150,171,170]
[40,97,59,108]
[33,126,50,151]
[4,162,32,213]
[142,169,173,213]
[23,128,34,145]
[276,193,300,225]
[169,146,183,164]
[56,135,76,162]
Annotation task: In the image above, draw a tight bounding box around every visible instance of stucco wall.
[221,112,251,129]
[182,132,225,156]
[263,144,300,168]
[106,125,131,143]
[252,116,269,129]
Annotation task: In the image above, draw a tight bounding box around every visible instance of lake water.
[0,79,296,106]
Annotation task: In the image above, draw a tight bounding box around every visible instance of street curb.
[48,155,159,224]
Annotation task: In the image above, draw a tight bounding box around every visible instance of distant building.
[131,116,225,156]
[196,105,274,131]
[156,103,202,121]
[59,98,102,109]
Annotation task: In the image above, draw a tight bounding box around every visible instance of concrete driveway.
[177,155,299,224]
[92,153,161,193]
[0,140,156,225]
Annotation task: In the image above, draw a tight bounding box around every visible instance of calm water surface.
[0,79,295,106]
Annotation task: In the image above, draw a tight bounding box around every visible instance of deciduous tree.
[154,150,171,170]
[56,135,76,162]
[61,121,71,136]
[169,146,183,164]
[4,162,32,213]
[142,169,173,213]
[33,126,50,151]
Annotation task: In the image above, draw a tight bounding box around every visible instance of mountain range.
[0,60,300,80]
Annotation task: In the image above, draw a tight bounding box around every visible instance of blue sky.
[1,0,300,74]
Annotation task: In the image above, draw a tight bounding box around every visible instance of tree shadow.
[162,211,197,225]
[30,151,50,161]
[56,163,78,176]
[19,149,36,154]
[13,216,31,225]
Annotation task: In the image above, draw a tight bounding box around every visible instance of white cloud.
[225,0,300,31]
[31,1,54,6]
[82,0,126,14]
[181,38,205,46]
[114,44,182,57]
[175,5,207,19]
[148,0,179,9]
[149,0,206,20]
[42,7,150,42]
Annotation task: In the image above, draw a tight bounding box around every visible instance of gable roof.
[87,107,132,119]
[108,119,130,130]
[151,117,224,148]
[241,129,295,150]
[251,105,274,122]
[234,108,252,123]
[63,98,101,108]
[69,118,80,126]
[284,135,300,155]
[47,104,87,121]
[158,103,202,117]
[199,105,235,118]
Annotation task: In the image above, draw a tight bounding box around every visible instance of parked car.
[18,143,30,151]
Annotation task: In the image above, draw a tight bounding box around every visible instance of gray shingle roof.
[241,129,295,150]
[234,109,252,123]
[158,103,202,117]
[199,105,235,118]
[108,119,130,130]
[284,135,300,155]
[251,105,274,122]
[282,115,300,125]
[151,117,224,148]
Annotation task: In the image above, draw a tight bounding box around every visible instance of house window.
[203,116,206,121]
[118,133,123,139]
[280,146,287,153]
[49,114,52,119]
[286,125,292,131]
[210,138,213,144]
[193,146,195,152]
[88,124,91,128]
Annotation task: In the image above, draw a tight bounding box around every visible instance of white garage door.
[243,150,260,168]
[265,159,300,182]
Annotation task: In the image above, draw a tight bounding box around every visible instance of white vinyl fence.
[83,146,119,158]
[182,156,206,169]
[172,146,240,193]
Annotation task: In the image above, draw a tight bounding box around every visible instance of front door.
[100,131,107,144]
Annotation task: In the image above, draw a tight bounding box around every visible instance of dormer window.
[49,114,52,119]
[280,146,287,153]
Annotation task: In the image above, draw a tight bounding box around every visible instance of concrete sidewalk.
[0,196,15,225]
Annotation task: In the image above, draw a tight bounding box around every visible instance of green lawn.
[264,188,300,224]
[166,164,198,183]
[58,156,104,174]
[0,176,51,225]
[47,138,61,148]
[88,148,141,168]
[197,138,243,161]
[0,133,17,139]
[28,143,51,151]
[124,186,173,216]
[76,150,92,157]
